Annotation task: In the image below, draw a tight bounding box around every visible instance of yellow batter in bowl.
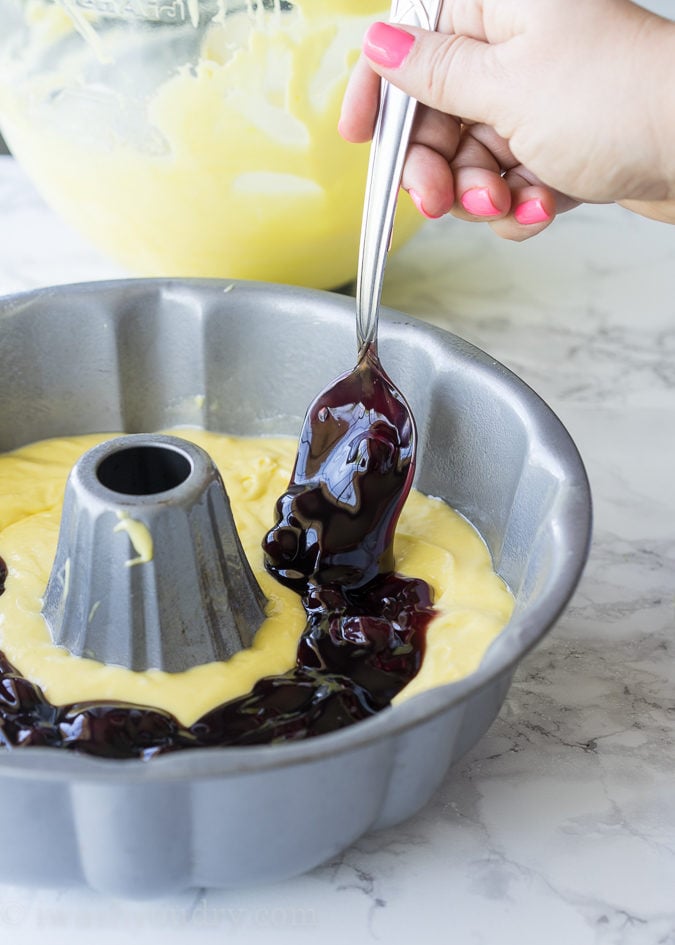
[0,0,422,287]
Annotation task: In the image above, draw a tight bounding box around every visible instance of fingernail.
[514,198,551,225]
[363,21,415,69]
[460,187,501,217]
[408,188,445,220]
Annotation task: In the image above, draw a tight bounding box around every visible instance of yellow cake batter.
[0,0,421,288]
[0,430,514,726]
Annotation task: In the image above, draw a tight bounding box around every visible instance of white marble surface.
[0,155,673,944]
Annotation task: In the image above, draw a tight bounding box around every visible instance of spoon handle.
[355,0,443,358]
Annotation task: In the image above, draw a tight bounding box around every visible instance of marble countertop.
[0,155,673,945]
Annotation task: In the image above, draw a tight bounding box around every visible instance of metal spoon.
[263,0,441,593]
[356,0,443,357]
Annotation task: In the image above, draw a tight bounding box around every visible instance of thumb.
[362,21,500,126]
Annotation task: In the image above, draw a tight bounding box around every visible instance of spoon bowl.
[263,345,416,592]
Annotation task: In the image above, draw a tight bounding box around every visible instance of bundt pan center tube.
[0,279,592,896]
[42,433,266,672]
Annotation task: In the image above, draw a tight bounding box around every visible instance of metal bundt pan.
[0,279,591,897]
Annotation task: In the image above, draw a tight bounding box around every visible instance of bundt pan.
[0,279,591,897]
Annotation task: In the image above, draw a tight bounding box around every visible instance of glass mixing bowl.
[0,0,421,288]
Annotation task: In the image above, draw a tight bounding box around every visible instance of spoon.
[356,0,443,357]
[263,0,441,594]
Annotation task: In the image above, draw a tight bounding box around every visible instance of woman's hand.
[339,0,675,239]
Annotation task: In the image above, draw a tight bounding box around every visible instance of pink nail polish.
[460,187,501,217]
[408,189,444,220]
[363,21,415,69]
[514,198,551,225]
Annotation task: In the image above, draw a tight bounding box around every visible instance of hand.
[339,0,675,239]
